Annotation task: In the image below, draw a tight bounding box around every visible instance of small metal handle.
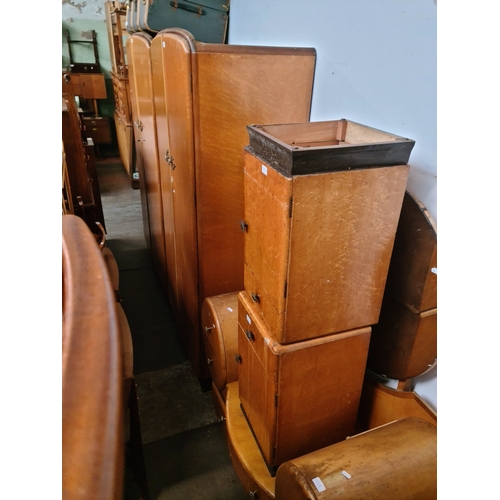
[217,415,226,423]
[251,292,260,304]
[95,221,106,250]
[249,492,258,499]
[207,358,213,365]
[245,330,255,341]
[240,220,248,232]
[235,354,242,364]
[204,325,214,334]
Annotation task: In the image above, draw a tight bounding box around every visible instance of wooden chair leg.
[129,380,150,500]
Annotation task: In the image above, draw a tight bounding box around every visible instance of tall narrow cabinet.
[150,29,316,376]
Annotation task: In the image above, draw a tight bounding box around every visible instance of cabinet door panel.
[154,31,201,375]
[128,33,168,289]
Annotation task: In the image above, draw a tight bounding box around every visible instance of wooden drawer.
[83,116,112,144]
[237,290,371,474]
[200,292,240,393]
[243,149,409,344]
[274,418,437,500]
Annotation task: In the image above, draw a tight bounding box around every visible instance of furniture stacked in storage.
[126,32,168,292]
[62,74,106,236]
[228,119,414,489]
[147,28,316,377]
[105,1,134,179]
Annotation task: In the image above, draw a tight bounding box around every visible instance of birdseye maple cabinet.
[149,28,316,376]
[237,290,371,474]
[242,119,414,344]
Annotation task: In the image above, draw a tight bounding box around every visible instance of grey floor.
[96,158,248,500]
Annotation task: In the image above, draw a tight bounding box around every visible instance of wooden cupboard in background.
[149,28,316,376]
[105,1,134,178]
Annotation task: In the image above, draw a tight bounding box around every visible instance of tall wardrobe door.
[127,33,168,289]
[153,30,201,376]
[126,36,151,253]
[150,36,177,312]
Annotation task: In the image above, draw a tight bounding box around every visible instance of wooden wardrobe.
[148,29,316,376]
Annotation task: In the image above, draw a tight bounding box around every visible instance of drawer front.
[83,117,112,144]
[237,324,278,469]
[237,291,280,381]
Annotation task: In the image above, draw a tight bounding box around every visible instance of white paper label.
[261,165,268,175]
[227,307,233,312]
[431,267,437,274]
[162,41,165,48]
[312,477,326,492]
[341,470,352,479]
[246,314,251,324]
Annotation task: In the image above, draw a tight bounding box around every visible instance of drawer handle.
[249,492,258,499]
[240,220,248,232]
[245,330,255,341]
[235,354,242,364]
[251,292,260,303]
[204,325,214,334]
[207,358,213,365]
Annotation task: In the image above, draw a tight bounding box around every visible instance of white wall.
[228,0,437,410]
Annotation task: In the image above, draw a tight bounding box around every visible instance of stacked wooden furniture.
[143,28,316,377]
[105,1,134,179]
[62,74,106,236]
[126,32,168,291]
[224,119,414,493]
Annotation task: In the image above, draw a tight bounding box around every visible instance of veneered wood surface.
[274,418,436,500]
[243,151,292,334]
[113,111,133,176]
[150,34,176,311]
[127,33,168,289]
[385,190,437,311]
[193,42,316,302]
[368,296,437,379]
[244,151,409,343]
[357,376,437,431]
[226,382,276,500]
[126,37,151,253]
[238,291,371,471]
[200,292,240,391]
[151,30,202,375]
[62,214,124,500]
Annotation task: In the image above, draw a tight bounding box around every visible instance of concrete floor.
[96,158,249,500]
